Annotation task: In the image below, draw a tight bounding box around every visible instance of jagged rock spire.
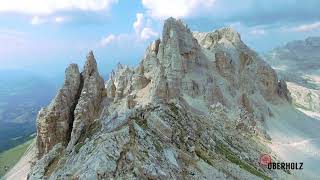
[66,50,105,151]
[36,64,81,158]
[161,17,200,56]
[117,62,123,70]
[83,50,98,78]
[31,18,294,180]
[36,51,106,158]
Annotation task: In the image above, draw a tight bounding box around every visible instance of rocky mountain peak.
[64,64,81,88]
[216,27,241,44]
[30,18,292,180]
[162,18,200,55]
[35,51,105,159]
[192,26,243,51]
[83,50,98,78]
[36,63,81,158]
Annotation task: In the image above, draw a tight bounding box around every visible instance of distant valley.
[0,70,58,153]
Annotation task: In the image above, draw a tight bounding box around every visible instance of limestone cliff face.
[30,18,292,180]
[67,51,105,151]
[36,64,81,158]
[36,51,105,159]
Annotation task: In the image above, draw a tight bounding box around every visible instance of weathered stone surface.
[193,27,242,49]
[142,39,161,75]
[150,67,169,101]
[157,18,202,99]
[113,65,134,101]
[239,52,253,72]
[215,52,235,81]
[29,144,63,180]
[67,51,105,151]
[36,64,81,158]
[257,62,279,101]
[28,18,295,180]
[131,74,150,90]
[239,93,253,113]
[105,78,116,98]
[147,112,172,141]
[277,79,292,102]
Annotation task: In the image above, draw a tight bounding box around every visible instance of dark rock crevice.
[66,74,84,144]
[65,51,106,151]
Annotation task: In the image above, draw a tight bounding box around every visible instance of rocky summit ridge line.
[26,18,294,179]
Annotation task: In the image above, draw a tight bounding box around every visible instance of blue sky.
[1,0,320,77]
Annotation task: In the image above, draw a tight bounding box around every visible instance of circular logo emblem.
[260,154,272,166]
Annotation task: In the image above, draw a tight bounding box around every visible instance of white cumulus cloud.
[99,12,158,47]
[31,16,47,25]
[0,0,118,15]
[133,13,144,33]
[133,12,158,40]
[100,34,117,46]
[290,22,320,32]
[99,33,131,47]
[30,16,67,25]
[249,29,266,36]
[140,27,158,40]
[54,16,66,23]
[141,0,216,18]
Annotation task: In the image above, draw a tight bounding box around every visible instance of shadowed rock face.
[36,51,105,159]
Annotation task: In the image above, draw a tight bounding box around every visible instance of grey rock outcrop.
[36,64,81,158]
[67,51,105,150]
[36,51,105,159]
[277,79,292,102]
[29,18,295,180]
[131,74,150,90]
[29,144,63,180]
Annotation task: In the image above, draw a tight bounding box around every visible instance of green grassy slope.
[0,138,34,177]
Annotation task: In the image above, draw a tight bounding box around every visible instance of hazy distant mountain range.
[264,37,320,90]
[264,37,320,119]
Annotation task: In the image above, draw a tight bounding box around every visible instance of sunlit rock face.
[36,64,81,159]
[30,18,293,180]
[36,51,105,159]
[66,51,105,151]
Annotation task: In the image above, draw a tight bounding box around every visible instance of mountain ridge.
[7,17,309,180]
